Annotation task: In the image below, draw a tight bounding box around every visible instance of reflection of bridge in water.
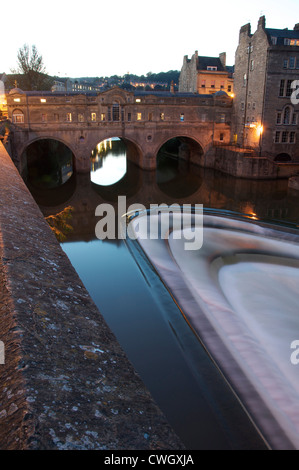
[29,160,299,242]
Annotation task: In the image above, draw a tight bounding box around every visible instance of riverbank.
[0,141,183,450]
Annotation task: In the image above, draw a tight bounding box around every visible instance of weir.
[129,209,299,449]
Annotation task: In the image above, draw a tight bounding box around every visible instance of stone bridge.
[6,86,233,174]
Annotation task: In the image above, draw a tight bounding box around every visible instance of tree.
[11,44,53,91]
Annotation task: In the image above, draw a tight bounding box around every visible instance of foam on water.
[130,211,299,449]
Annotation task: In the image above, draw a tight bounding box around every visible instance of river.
[27,138,299,450]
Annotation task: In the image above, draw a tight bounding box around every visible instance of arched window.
[12,109,24,123]
[283,106,290,124]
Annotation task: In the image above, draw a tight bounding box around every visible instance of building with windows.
[233,16,299,161]
[179,51,234,96]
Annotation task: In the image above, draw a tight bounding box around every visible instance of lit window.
[180,113,184,121]
[101,113,106,121]
[91,112,96,121]
[135,98,141,103]
[160,113,164,121]
[13,98,20,102]
[137,112,142,121]
[66,113,72,122]
[78,114,84,122]
[40,98,46,103]
[12,112,24,123]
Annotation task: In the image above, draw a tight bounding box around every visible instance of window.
[241,102,245,111]
[137,112,142,121]
[108,107,111,121]
[271,36,277,45]
[277,112,282,124]
[284,38,290,45]
[292,113,297,125]
[160,112,164,121]
[54,114,59,122]
[228,85,232,92]
[219,133,224,141]
[290,39,299,46]
[78,113,84,122]
[180,113,184,122]
[201,80,206,88]
[250,60,254,71]
[279,79,285,96]
[243,74,247,87]
[112,103,119,121]
[12,110,24,123]
[66,112,72,122]
[283,107,290,124]
[275,131,280,143]
[148,112,153,121]
[220,81,225,89]
[211,80,215,88]
[91,112,96,121]
[41,114,47,122]
[282,131,288,142]
[286,80,293,97]
[290,131,296,143]
[283,59,288,69]
[252,102,256,110]
[201,114,207,122]
[101,113,106,121]
[289,57,296,69]
[207,66,217,71]
[127,112,131,122]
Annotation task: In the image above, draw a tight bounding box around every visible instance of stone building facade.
[233,16,299,162]
[179,51,234,96]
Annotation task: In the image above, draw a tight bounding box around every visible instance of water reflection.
[90,138,127,186]
[23,139,74,189]
[30,143,299,449]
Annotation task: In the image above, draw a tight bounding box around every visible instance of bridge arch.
[155,134,205,165]
[20,137,76,189]
[86,134,144,168]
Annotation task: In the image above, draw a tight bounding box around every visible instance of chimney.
[258,15,266,29]
[219,52,226,68]
[294,23,299,30]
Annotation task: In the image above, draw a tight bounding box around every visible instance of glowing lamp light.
[257,125,264,136]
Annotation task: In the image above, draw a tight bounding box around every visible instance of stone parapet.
[0,142,183,450]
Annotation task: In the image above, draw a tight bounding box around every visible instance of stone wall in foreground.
[0,141,183,450]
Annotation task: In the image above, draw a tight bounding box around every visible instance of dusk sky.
[2,0,299,78]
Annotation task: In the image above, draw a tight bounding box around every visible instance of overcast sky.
[2,0,299,78]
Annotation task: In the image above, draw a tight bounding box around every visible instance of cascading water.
[128,208,299,450]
